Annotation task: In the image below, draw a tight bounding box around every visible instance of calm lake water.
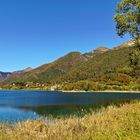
[0,90,140,122]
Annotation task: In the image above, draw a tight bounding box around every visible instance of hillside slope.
[1,52,87,84]
[56,47,133,83]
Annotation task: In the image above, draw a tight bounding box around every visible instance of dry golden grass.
[0,101,140,140]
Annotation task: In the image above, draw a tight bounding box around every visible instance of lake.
[0,90,140,122]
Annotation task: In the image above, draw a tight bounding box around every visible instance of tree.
[114,0,140,67]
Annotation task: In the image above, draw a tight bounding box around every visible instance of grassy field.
[0,101,140,140]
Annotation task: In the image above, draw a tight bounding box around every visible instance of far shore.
[0,88,140,93]
[61,90,140,93]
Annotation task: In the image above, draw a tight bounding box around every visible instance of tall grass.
[0,101,140,140]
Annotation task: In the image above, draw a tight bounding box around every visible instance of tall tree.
[114,0,140,67]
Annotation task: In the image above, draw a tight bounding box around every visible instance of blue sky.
[0,0,130,72]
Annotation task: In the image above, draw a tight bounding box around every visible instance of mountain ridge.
[84,46,110,58]
[0,39,137,89]
[0,67,33,81]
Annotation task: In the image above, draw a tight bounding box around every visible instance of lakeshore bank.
[0,101,140,140]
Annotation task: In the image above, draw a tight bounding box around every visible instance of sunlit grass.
[0,101,140,140]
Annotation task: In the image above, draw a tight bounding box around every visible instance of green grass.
[0,101,140,140]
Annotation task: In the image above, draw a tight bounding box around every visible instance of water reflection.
[0,100,131,122]
[0,107,38,122]
[21,99,132,118]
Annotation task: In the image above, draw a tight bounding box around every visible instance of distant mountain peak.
[84,46,110,58]
[114,40,135,50]
[0,71,12,80]
[65,51,82,56]
[13,67,33,74]
[95,46,109,51]
[23,67,33,72]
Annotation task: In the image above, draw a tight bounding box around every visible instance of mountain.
[12,67,33,75]
[1,40,139,90]
[0,72,12,80]
[57,46,132,83]
[1,52,87,84]
[114,40,135,50]
[0,67,33,81]
[84,46,110,58]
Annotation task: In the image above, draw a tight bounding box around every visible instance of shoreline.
[0,89,140,93]
[62,90,140,93]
